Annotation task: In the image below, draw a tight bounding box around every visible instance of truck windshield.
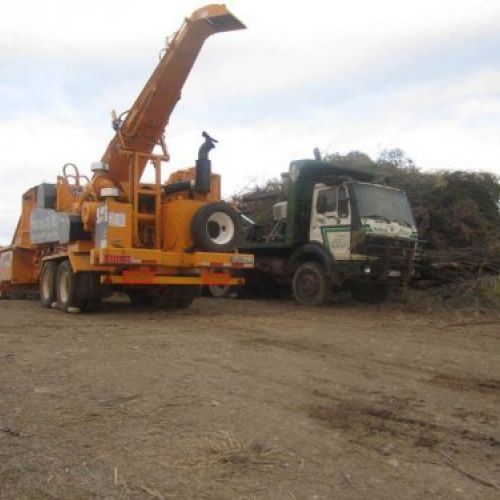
[352,183,415,226]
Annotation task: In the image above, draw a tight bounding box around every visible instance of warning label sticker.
[108,212,126,228]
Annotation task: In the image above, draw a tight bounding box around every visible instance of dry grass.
[178,431,304,477]
[404,276,500,315]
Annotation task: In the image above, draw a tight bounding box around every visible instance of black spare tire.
[191,202,241,252]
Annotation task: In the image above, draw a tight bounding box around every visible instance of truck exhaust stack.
[195,131,218,193]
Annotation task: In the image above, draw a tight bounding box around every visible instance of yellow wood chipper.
[0,4,253,312]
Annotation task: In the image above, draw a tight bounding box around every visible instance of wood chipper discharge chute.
[103,4,245,184]
[0,4,253,312]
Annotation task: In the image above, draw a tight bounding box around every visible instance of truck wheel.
[56,260,83,312]
[191,202,241,252]
[292,262,330,306]
[39,261,58,308]
[351,283,390,304]
[207,284,231,298]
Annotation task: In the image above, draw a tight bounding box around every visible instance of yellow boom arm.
[102,4,245,184]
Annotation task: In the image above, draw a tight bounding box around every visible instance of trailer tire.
[56,260,83,312]
[191,203,241,252]
[39,261,58,308]
[292,261,330,306]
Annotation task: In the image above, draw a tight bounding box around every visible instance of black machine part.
[195,131,218,193]
[163,180,194,197]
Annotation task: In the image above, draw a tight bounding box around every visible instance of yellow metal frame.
[102,273,244,286]
[127,150,166,248]
[90,247,254,269]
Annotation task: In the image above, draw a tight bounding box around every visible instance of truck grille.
[362,235,416,261]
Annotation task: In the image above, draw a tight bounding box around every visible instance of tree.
[377,148,416,170]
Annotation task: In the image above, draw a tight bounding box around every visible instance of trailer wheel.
[191,202,241,252]
[351,283,390,304]
[292,261,330,306]
[56,260,82,312]
[39,261,58,308]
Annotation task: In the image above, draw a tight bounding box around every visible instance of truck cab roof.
[289,159,375,183]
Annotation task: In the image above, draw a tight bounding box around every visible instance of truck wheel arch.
[286,243,340,284]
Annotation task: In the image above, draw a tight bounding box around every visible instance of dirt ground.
[0,295,499,499]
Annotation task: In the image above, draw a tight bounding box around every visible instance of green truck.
[214,159,419,305]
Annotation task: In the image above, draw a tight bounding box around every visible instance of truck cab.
[310,180,417,263]
[239,159,418,305]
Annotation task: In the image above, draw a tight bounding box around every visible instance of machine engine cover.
[30,209,90,244]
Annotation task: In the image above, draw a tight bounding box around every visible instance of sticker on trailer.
[231,254,254,267]
[108,212,126,228]
[101,254,140,265]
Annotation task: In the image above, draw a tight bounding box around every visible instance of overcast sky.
[1,0,499,244]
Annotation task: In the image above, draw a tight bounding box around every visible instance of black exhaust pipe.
[195,131,218,193]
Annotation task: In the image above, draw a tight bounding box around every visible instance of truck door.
[310,184,351,260]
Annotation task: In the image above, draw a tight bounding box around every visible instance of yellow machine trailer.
[0,4,254,311]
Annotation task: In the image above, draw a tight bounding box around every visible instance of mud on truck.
[212,159,419,306]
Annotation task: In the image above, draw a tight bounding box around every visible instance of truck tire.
[292,261,330,306]
[39,261,58,308]
[56,260,83,312]
[207,284,231,298]
[351,283,390,304]
[191,202,241,252]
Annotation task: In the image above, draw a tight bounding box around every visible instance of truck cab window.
[338,187,349,218]
[316,188,337,214]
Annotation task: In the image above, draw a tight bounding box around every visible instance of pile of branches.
[418,248,500,285]
[326,149,500,284]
